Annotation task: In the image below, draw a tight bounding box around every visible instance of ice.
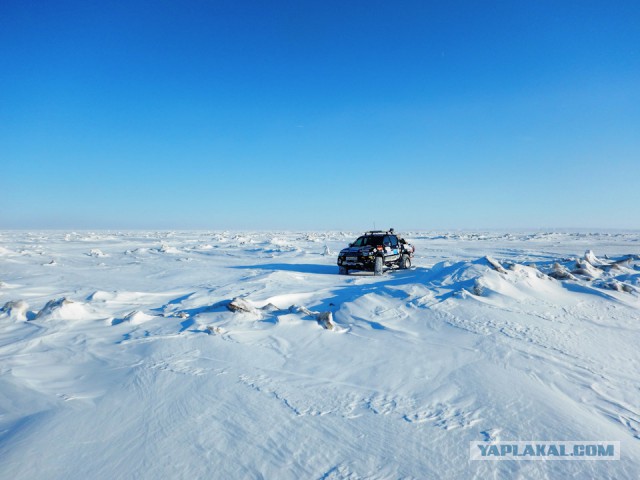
[0,230,639,479]
[0,300,30,321]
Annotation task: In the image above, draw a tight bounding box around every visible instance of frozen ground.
[1,230,639,479]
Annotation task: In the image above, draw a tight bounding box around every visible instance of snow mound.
[260,303,280,313]
[426,257,511,286]
[572,258,603,280]
[584,249,604,266]
[315,311,335,330]
[0,300,30,321]
[227,297,259,315]
[424,256,621,306]
[0,245,16,256]
[288,304,337,330]
[535,250,638,294]
[87,290,145,304]
[87,290,117,302]
[192,244,214,251]
[484,256,508,274]
[114,310,155,326]
[158,244,181,254]
[595,279,636,294]
[548,262,578,280]
[125,247,150,255]
[87,290,155,305]
[224,297,336,330]
[428,252,640,306]
[87,248,108,257]
[34,298,91,321]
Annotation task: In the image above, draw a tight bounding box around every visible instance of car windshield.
[353,236,384,247]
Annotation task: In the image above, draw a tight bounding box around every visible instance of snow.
[0,230,639,479]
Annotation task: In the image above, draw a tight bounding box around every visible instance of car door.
[383,235,400,262]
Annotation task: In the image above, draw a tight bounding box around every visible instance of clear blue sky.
[2,1,639,230]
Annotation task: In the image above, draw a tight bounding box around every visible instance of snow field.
[0,231,639,479]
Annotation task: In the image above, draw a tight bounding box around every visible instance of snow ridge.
[0,231,638,479]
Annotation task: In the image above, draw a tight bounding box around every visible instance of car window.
[389,236,398,247]
[353,236,386,247]
[367,236,384,246]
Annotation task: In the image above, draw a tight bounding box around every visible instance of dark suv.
[337,229,415,275]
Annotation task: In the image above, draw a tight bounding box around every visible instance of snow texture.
[0,230,639,479]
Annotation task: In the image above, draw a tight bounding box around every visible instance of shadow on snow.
[233,263,338,275]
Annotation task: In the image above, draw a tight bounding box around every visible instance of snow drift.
[0,231,639,479]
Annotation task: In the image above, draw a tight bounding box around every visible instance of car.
[337,229,415,275]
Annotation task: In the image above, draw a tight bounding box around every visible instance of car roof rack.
[364,228,395,235]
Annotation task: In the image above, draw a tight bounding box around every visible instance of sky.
[1,0,639,231]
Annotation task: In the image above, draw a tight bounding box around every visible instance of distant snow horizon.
[3,227,640,234]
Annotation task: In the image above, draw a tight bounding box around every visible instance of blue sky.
[2,1,639,230]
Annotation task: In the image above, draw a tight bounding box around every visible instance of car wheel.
[400,254,411,269]
[374,256,384,276]
[339,266,349,275]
